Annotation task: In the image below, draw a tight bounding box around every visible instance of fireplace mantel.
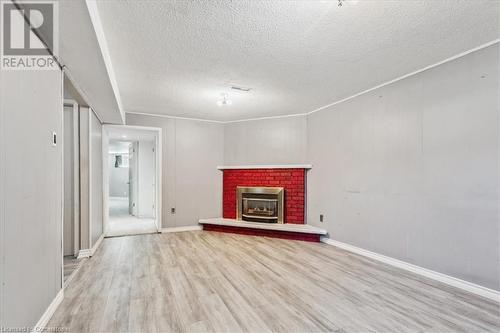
[217,164,312,170]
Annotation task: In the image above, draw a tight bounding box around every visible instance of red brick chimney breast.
[222,168,306,224]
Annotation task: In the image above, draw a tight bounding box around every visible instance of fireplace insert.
[237,186,284,223]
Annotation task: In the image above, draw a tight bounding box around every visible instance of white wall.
[307,43,500,291]
[126,114,224,228]
[79,108,91,249]
[224,115,307,165]
[0,69,63,327]
[90,111,103,246]
[108,154,129,197]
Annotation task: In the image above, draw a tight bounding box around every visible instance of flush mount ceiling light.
[338,0,359,6]
[217,93,232,106]
[231,86,251,92]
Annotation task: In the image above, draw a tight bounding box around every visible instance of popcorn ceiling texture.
[96,0,499,122]
[223,169,305,224]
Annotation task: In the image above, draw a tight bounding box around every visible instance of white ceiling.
[109,141,131,154]
[56,0,124,124]
[32,0,123,123]
[95,0,500,122]
[107,127,156,142]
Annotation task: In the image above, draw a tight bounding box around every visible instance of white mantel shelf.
[217,164,313,170]
[199,218,327,235]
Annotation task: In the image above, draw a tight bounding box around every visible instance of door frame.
[102,125,163,235]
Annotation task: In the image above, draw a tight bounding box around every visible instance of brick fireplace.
[223,168,306,224]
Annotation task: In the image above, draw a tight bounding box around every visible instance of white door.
[128,142,138,216]
[138,140,156,218]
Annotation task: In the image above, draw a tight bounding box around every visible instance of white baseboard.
[63,260,84,288]
[77,233,105,258]
[32,288,64,332]
[90,234,104,256]
[77,249,91,259]
[161,225,202,233]
[320,237,500,303]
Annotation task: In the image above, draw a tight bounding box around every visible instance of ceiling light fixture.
[217,93,232,106]
[231,86,251,92]
[338,0,358,6]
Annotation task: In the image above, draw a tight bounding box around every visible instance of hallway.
[107,197,157,237]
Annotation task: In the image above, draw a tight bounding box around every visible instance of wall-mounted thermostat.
[52,131,57,146]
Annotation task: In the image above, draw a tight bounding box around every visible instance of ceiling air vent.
[231,86,251,92]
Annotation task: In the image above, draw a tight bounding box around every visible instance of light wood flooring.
[49,231,500,333]
[64,255,83,284]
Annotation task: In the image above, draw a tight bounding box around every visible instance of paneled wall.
[307,43,500,291]
[79,108,91,249]
[79,107,104,249]
[126,114,224,228]
[0,69,63,327]
[223,115,307,165]
[90,111,103,246]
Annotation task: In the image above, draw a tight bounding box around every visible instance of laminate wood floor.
[48,231,500,333]
[64,255,83,284]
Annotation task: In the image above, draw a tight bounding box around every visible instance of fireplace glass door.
[237,187,284,223]
[242,197,278,222]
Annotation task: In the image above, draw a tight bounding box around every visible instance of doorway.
[103,125,162,237]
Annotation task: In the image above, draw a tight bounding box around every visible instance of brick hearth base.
[203,224,320,242]
[199,218,327,243]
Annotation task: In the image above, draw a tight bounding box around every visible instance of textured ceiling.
[96,0,500,122]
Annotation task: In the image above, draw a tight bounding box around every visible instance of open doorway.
[103,126,162,237]
[62,74,85,284]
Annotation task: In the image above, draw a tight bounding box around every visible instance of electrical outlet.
[319,214,324,222]
[171,207,176,214]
